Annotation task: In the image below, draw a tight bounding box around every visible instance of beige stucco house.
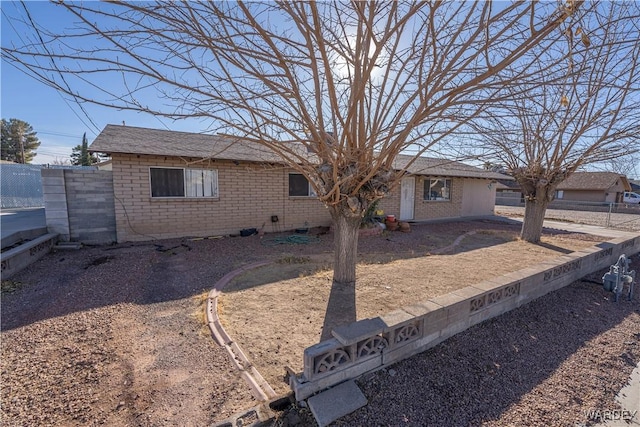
[496,171,631,206]
[90,125,507,242]
[555,172,631,203]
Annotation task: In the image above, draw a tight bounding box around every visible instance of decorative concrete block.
[382,330,442,365]
[457,287,487,314]
[469,296,519,326]
[332,317,386,346]
[303,338,351,381]
[294,237,640,405]
[380,309,422,351]
[293,356,382,401]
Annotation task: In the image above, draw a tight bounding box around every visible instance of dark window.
[424,178,451,201]
[289,173,315,197]
[150,168,185,197]
[150,167,218,198]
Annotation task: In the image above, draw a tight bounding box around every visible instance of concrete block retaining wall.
[291,235,640,401]
[1,233,58,279]
[42,169,116,244]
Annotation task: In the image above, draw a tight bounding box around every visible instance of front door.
[400,176,415,220]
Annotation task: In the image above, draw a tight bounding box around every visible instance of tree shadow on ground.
[320,280,357,341]
[0,218,603,332]
[534,241,575,254]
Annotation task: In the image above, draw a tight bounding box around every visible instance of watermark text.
[584,409,637,422]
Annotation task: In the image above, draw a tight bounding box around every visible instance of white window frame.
[555,190,564,199]
[149,167,218,199]
[288,173,317,197]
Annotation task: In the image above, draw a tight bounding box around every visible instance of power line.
[19,2,102,136]
[37,130,82,138]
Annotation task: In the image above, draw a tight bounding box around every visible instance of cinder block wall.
[111,154,332,242]
[42,169,70,241]
[65,170,116,244]
[42,169,117,244]
[291,235,640,401]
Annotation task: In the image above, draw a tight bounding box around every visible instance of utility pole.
[19,134,25,164]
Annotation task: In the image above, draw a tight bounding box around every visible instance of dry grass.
[220,232,601,394]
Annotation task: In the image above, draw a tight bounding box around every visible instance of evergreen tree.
[1,118,40,163]
[70,132,98,166]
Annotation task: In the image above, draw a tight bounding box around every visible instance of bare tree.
[593,155,640,180]
[2,1,580,285]
[49,157,71,166]
[469,1,640,242]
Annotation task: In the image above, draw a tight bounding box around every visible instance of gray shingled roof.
[393,155,510,180]
[556,172,630,191]
[90,124,290,163]
[90,124,508,180]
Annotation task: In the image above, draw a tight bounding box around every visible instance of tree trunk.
[318,208,361,340]
[330,208,361,285]
[521,198,549,243]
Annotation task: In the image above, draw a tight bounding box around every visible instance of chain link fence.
[495,197,640,232]
[1,164,97,209]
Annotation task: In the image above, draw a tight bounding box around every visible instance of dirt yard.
[220,225,603,395]
[3,218,636,427]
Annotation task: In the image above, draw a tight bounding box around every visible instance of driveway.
[0,207,46,241]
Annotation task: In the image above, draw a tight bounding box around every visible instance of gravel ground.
[332,260,640,427]
[1,240,268,427]
[2,218,638,426]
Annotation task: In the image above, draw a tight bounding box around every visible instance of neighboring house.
[495,171,632,206]
[95,159,113,170]
[90,125,508,242]
[495,179,523,205]
[554,172,631,203]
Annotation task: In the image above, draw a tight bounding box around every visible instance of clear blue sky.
[2,2,637,178]
[1,62,201,164]
[1,1,202,164]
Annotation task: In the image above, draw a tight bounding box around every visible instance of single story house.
[555,172,630,203]
[90,125,508,242]
[495,179,524,205]
[495,171,631,205]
